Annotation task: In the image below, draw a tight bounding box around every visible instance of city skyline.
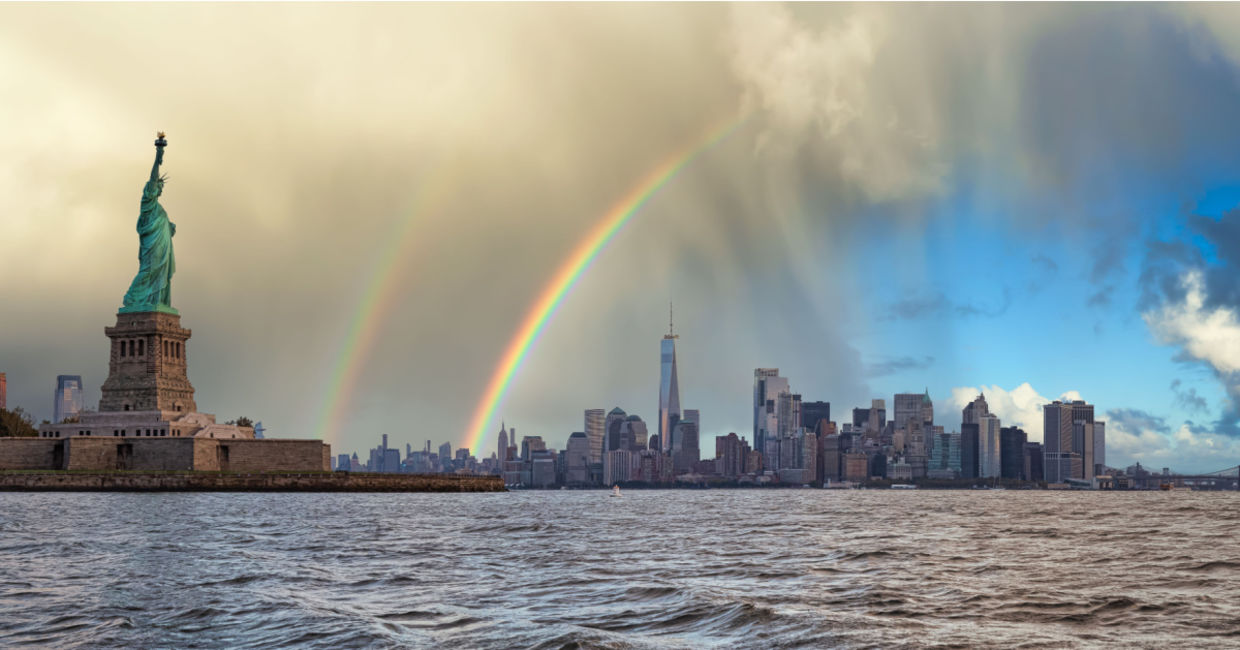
[7,5,1240,472]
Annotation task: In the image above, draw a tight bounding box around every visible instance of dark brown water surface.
[0,490,1237,648]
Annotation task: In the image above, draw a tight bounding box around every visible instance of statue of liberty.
[120,132,177,314]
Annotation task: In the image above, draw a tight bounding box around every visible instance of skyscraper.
[585,408,606,462]
[1093,421,1106,476]
[0,372,6,410]
[1044,399,1095,482]
[962,393,988,426]
[658,306,681,454]
[978,413,1002,478]
[893,393,924,433]
[800,401,830,434]
[497,422,509,463]
[752,368,789,458]
[565,431,590,485]
[999,426,1027,479]
[960,423,979,479]
[53,375,83,424]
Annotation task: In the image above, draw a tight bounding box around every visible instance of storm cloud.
[5,4,1240,460]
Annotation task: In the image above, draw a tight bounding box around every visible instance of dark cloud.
[9,4,1240,458]
[1031,255,1058,274]
[867,356,935,378]
[1106,408,1171,436]
[1087,287,1112,308]
[884,288,1011,321]
[1170,379,1208,414]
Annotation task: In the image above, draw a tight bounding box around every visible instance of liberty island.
[0,135,498,490]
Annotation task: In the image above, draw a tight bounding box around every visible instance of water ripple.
[0,491,1237,648]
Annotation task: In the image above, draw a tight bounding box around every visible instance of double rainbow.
[314,165,458,444]
[462,115,746,455]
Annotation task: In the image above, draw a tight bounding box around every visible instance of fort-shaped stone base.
[100,311,196,414]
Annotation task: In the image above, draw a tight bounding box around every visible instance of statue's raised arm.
[121,132,178,315]
[150,131,167,183]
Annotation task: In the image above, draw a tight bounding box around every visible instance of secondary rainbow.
[462,115,746,455]
[314,166,457,444]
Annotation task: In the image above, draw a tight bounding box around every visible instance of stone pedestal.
[99,311,196,413]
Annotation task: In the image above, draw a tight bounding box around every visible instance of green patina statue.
[120,132,178,315]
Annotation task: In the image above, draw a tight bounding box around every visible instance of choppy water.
[0,490,1237,648]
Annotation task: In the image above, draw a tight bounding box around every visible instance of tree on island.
[0,407,39,437]
[226,416,254,428]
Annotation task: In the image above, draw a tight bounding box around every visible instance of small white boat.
[610,485,622,497]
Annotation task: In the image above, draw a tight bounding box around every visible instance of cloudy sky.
[5,4,1240,471]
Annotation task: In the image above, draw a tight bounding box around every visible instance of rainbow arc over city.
[315,165,459,445]
[462,114,747,455]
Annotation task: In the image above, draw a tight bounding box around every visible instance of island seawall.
[0,470,504,492]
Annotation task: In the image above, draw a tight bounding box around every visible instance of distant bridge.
[1125,465,1240,490]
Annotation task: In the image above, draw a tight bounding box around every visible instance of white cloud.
[1143,271,1240,375]
[947,382,1080,442]
[1106,417,1240,473]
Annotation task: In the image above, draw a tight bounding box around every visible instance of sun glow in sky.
[5,4,1240,471]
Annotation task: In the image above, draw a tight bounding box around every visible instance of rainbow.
[314,166,457,444]
[462,115,746,455]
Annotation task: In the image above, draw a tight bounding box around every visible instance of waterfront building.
[929,430,961,476]
[819,432,841,483]
[53,375,83,424]
[586,408,606,461]
[978,413,1001,478]
[715,432,744,478]
[1023,442,1044,482]
[604,449,633,485]
[1044,399,1094,482]
[565,432,591,485]
[1093,421,1106,476]
[999,426,1027,479]
[843,451,869,482]
[531,450,557,487]
[658,307,681,454]
[960,423,979,479]
[671,419,700,473]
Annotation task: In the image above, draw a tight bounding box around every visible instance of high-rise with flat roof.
[53,375,83,424]
[1000,426,1027,479]
[800,401,830,434]
[565,431,591,485]
[960,423,980,479]
[1044,399,1095,482]
[978,413,1001,478]
[585,408,606,461]
[0,372,6,410]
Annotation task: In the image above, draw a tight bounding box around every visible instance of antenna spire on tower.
[669,301,674,336]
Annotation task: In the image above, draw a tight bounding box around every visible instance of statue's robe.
[122,178,176,309]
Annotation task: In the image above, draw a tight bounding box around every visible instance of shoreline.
[0,471,505,492]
